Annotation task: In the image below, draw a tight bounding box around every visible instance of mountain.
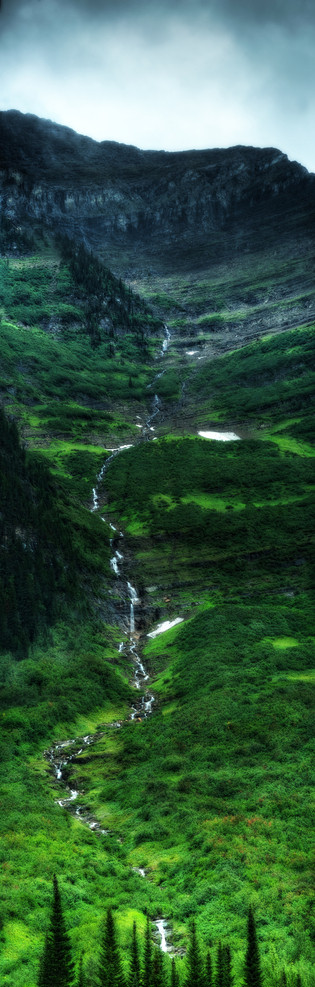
[2,109,315,356]
[0,112,314,987]
[1,109,315,268]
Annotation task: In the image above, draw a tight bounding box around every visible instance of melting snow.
[147,617,184,638]
[198,430,240,442]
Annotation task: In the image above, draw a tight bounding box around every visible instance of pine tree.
[143,916,152,987]
[77,954,85,987]
[99,907,125,987]
[37,875,74,987]
[215,942,224,987]
[152,946,164,987]
[171,958,179,987]
[223,946,233,987]
[129,921,140,987]
[206,951,213,987]
[184,920,204,987]
[244,908,262,987]
[37,933,51,987]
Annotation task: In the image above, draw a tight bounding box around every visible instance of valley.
[0,112,314,987]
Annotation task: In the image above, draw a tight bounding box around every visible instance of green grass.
[185,326,315,438]
[0,233,315,986]
[66,602,315,983]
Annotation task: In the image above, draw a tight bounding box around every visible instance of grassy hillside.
[0,230,314,987]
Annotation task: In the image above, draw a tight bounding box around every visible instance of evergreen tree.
[99,907,124,987]
[37,933,51,987]
[152,947,164,987]
[77,954,85,987]
[37,875,74,987]
[142,916,153,987]
[215,943,224,987]
[184,920,204,987]
[206,951,213,987]
[129,921,141,987]
[244,908,262,987]
[223,946,233,987]
[171,958,179,987]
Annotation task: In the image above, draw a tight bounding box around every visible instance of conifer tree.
[37,875,74,987]
[184,919,204,987]
[99,907,125,987]
[206,951,213,987]
[143,916,153,987]
[215,942,224,987]
[77,954,85,987]
[223,945,233,987]
[152,946,164,987]
[129,921,140,987]
[37,933,51,987]
[244,908,262,987]
[171,958,179,987]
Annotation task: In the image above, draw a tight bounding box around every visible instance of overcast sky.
[1,0,315,171]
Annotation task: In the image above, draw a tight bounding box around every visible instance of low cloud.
[1,0,315,170]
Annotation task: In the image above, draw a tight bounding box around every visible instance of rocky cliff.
[1,110,315,272]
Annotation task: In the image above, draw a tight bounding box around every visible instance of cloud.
[1,0,315,170]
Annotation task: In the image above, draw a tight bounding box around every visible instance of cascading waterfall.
[45,388,174,956]
[161,325,171,355]
[155,920,169,953]
[127,581,139,634]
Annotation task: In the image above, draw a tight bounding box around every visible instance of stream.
[44,324,246,955]
[45,329,174,953]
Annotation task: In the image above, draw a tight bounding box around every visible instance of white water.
[46,391,173,951]
[161,326,171,355]
[58,789,78,807]
[110,550,124,576]
[155,919,169,953]
[127,582,139,634]
[147,617,184,639]
[147,393,161,429]
[106,444,134,453]
[198,430,240,441]
[110,556,120,575]
[91,487,98,511]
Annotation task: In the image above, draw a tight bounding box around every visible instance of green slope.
[0,232,314,987]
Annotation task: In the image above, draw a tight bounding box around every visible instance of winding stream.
[45,363,174,953]
[44,326,246,955]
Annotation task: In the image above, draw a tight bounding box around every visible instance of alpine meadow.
[0,110,314,987]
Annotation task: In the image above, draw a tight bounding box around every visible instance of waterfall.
[91,487,98,511]
[155,920,169,952]
[127,582,139,634]
[161,326,171,355]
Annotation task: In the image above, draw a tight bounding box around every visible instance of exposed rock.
[1,110,315,273]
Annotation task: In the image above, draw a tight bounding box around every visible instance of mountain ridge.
[1,109,315,273]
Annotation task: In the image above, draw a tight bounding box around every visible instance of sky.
[1,0,315,172]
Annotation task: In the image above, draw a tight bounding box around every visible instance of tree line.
[0,406,79,655]
[37,876,296,987]
[59,235,160,352]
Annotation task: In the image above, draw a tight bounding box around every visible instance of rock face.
[1,110,315,271]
